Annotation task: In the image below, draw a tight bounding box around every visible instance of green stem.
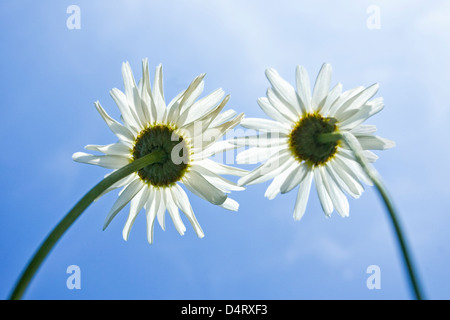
[317,132,342,144]
[336,132,424,300]
[9,150,164,300]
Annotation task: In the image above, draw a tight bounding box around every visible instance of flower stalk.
[323,131,424,300]
[9,150,165,300]
[317,132,343,144]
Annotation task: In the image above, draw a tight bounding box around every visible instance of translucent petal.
[122,186,149,241]
[311,63,332,111]
[183,170,227,205]
[314,167,333,216]
[295,65,312,114]
[265,68,302,116]
[293,169,313,221]
[103,179,144,230]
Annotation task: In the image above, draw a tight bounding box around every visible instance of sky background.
[1,0,449,300]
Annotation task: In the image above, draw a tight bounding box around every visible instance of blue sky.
[1,0,450,300]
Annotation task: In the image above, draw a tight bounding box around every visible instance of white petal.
[265,68,302,116]
[193,139,239,161]
[339,147,378,163]
[142,61,162,125]
[327,86,364,117]
[240,118,291,134]
[122,186,149,241]
[350,124,377,135]
[280,161,309,194]
[180,95,230,133]
[144,188,158,244]
[327,160,364,199]
[178,74,205,114]
[341,83,379,114]
[84,142,131,156]
[363,150,379,162]
[94,101,135,143]
[338,98,384,130]
[356,135,396,150]
[231,134,288,148]
[103,178,144,230]
[320,82,343,115]
[183,170,227,205]
[264,89,298,123]
[210,108,236,128]
[236,145,285,164]
[122,61,146,128]
[337,104,371,130]
[167,88,185,111]
[366,97,384,114]
[314,167,333,216]
[164,188,186,235]
[171,184,204,238]
[219,197,239,211]
[196,158,248,177]
[166,99,182,125]
[258,96,289,124]
[72,152,130,169]
[192,113,245,155]
[141,58,152,96]
[335,153,373,186]
[334,84,379,121]
[311,63,332,111]
[110,88,140,132]
[321,166,349,217]
[140,58,153,124]
[190,164,245,193]
[238,150,291,186]
[166,89,186,125]
[152,64,167,122]
[264,157,298,200]
[295,65,312,114]
[94,173,136,201]
[293,169,313,221]
[155,188,166,231]
[180,88,224,126]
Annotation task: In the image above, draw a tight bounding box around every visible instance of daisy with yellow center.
[235,63,395,220]
[73,59,246,243]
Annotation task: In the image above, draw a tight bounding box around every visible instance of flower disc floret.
[132,125,189,187]
[289,114,338,166]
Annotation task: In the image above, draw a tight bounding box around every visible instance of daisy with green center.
[73,59,246,243]
[234,63,395,220]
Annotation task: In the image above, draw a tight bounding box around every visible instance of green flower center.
[132,125,189,187]
[289,114,339,166]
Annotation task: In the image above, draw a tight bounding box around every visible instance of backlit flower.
[73,59,246,243]
[235,63,394,220]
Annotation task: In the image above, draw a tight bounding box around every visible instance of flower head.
[73,59,246,243]
[235,63,395,220]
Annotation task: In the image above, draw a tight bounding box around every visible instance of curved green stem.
[336,132,424,300]
[9,150,164,300]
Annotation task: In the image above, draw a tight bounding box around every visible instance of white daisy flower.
[235,63,395,220]
[73,59,246,243]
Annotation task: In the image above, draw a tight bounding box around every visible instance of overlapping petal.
[236,63,394,220]
[73,59,244,243]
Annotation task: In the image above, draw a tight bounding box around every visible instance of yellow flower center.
[132,125,189,187]
[289,113,339,166]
